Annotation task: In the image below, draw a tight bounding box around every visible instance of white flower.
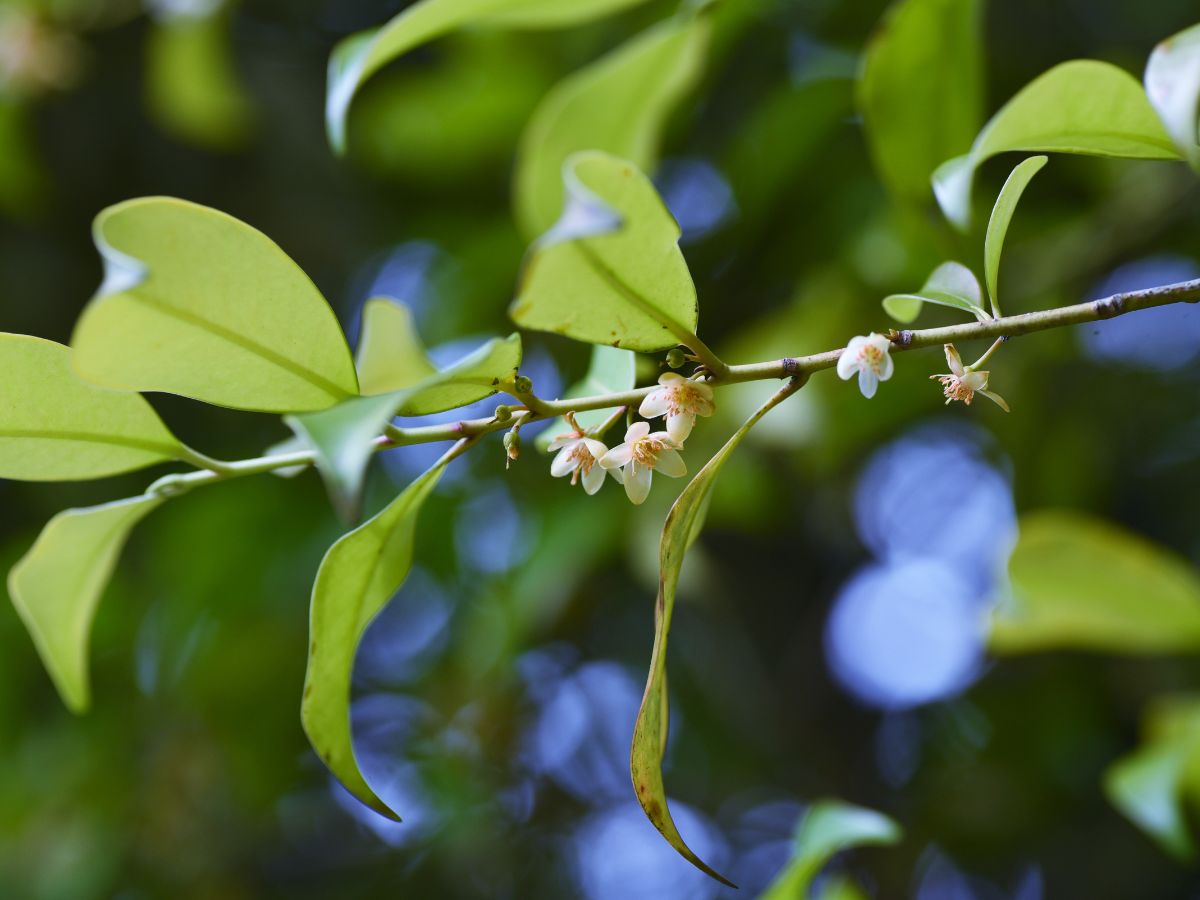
[638,373,715,444]
[547,432,610,494]
[836,332,894,399]
[599,422,686,505]
[931,344,1010,411]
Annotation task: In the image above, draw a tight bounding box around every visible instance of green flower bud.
[666,348,687,369]
[513,375,534,394]
[493,404,513,423]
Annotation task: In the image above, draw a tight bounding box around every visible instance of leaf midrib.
[0,429,178,456]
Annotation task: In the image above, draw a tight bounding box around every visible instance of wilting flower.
[600,422,686,505]
[931,344,1009,411]
[547,432,609,494]
[638,372,715,444]
[837,332,894,399]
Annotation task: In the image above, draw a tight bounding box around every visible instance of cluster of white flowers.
[548,372,714,505]
[837,334,1008,411]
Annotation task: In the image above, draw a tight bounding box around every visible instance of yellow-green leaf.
[72,197,359,413]
[0,333,182,481]
[933,60,1180,229]
[632,379,801,885]
[1145,22,1200,171]
[512,152,698,352]
[882,261,986,323]
[301,455,450,819]
[9,494,165,712]
[991,511,1200,654]
[354,297,438,395]
[983,155,1047,311]
[325,0,654,154]
[514,13,709,238]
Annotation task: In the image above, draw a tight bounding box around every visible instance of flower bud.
[665,348,687,369]
[493,404,513,423]
[503,429,520,461]
[513,374,534,395]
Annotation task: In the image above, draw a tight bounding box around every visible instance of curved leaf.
[301,455,451,819]
[72,197,359,413]
[354,297,438,395]
[0,333,182,481]
[536,344,636,450]
[512,152,698,352]
[395,332,522,416]
[882,261,986,323]
[632,379,800,886]
[1145,22,1200,171]
[326,0,654,153]
[933,60,1180,228]
[857,0,983,203]
[983,155,1047,312]
[9,494,165,712]
[760,800,902,900]
[991,511,1200,654]
[514,13,709,238]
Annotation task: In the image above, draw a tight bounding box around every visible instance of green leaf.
[536,345,637,451]
[514,13,709,238]
[393,332,522,416]
[8,494,165,712]
[1145,22,1200,171]
[512,151,698,352]
[881,261,987,323]
[857,0,983,203]
[933,60,1180,229]
[760,800,902,900]
[325,0,654,154]
[983,155,1047,312]
[145,8,254,151]
[301,455,451,819]
[0,333,182,481]
[991,511,1200,654]
[72,197,359,413]
[354,297,438,395]
[631,380,800,886]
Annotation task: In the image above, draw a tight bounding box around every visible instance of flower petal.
[639,390,671,419]
[626,421,650,442]
[583,438,608,460]
[878,349,894,380]
[601,443,632,469]
[658,372,687,386]
[858,368,878,399]
[944,344,964,377]
[549,447,578,477]
[979,389,1011,412]
[546,432,577,452]
[607,463,625,484]
[836,348,858,380]
[655,448,687,478]
[666,412,694,445]
[963,370,988,391]
[582,462,606,494]
[625,463,652,505]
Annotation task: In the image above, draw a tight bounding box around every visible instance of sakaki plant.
[5,0,1200,888]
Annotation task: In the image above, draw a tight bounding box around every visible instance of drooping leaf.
[325,0,654,154]
[354,297,438,395]
[0,333,182,481]
[512,151,699,352]
[301,454,452,819]
[72,197,359,413]
[1145,22,1200,171]
[1104,695,1200,860]
[514,13,709,238]
[536,345,637,451]
[983,155,1047,312]
[933,60,1180,229]
[857,0,983,203]
[9,494,165,712]
[760,800,903,900]
[293,330,520,518]
[145,7,254,151]
[631,380,800,886]
[990,511,1200,654]
[881,261,987,323]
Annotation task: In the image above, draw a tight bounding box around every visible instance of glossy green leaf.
[325,0,653,153]
[857,0,983,203]
[1145,22,1200,170]
[536,345,637,451]
[0,333,182,481]
[354,297,438,395]
[9,494,165,712]
[983,155,1047,311]
[512,152,698,352]
[72,197,359,413]
[991,511,1200,654]
[933,60,1180,229]
[882,261,987,323]
[514,13,709,238]
[760,800,902,900]
[145,8,254,151]
[301,455,451,819]
[393,332,522,416]
[631,381,800,886]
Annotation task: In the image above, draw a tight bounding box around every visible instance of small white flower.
[836,332,894,399]
[599,422,686,505]
[638,372,715,444]
[931,344,1009,411]
[547,432,609,495]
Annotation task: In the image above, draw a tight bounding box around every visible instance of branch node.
[1095,295,1125,318]
[781,357,800,375]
